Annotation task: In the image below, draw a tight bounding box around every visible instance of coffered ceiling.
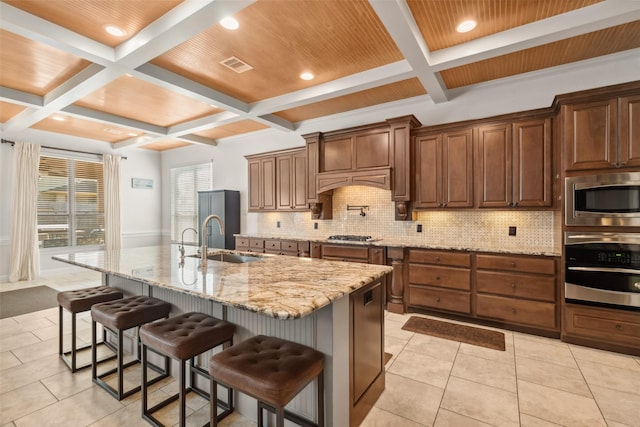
[1,0,639,151]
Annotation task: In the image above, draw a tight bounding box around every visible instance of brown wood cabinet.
[247,148,307,212]
[407,249,472,314]
[247,156,276,211]
[235,236,310,257]
[276,148,308,211]
[475,253,558,332]
[476,118,552,208]
[563,304,640,355]
[564,94,640,171]
[414,128,473,209]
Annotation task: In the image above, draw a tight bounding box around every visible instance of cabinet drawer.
[235,237,249,249]
[408,250,471,267]
[297,241,310,252]
[279,240,296,252]
[323,256,369,264]
[476,294,556,330]
[408,285,471,314]
[409,264,470,290]
[477,271,556,302]
[322,244,369,261]
[477,254,555,275]
[564,304,640,348]
[249,239,265,249]
[265,239,281,250]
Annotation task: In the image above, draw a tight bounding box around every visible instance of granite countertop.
[235,233,561,257]
[52,245,392,320]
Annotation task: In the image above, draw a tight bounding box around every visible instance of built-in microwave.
[565,172,640,227]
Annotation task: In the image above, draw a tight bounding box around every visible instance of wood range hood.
[303,115,421,220]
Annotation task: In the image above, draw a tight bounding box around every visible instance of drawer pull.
[511,308,516,314]
[436,297,441,303]
[615,324,622,330]
[435,276,441,281]
[511,283,516,289]
[435,256,440,261]
[511,262,516,267]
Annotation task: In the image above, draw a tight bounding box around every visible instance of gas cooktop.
[327,235,379,242]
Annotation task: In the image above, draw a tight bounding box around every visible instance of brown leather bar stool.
[91,295,171,400]
[57,286,123,372]
[209,335,324,427]
[139,312,235,427]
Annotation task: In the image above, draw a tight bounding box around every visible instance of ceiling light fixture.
[127,132,138,137]
[300,72,314,81]
[104,24,127,37]
[52,115,66,121]
[456,20,477,33]
[220,17,239,30]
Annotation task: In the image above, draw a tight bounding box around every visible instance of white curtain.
[103,154,121,251]
[9,142,41,282]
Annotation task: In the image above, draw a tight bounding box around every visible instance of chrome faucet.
[179,227,198,258]
[201,214,224,270]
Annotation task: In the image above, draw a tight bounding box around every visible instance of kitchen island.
[53,245,392,427]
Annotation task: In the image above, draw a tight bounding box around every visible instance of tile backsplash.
[256,186,561,254]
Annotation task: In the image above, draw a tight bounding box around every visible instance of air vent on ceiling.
[219,56,253,73]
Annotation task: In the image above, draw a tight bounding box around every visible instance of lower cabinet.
[475,253,558,332]
[407,249,472,315]
[407,249,560,335]
[563,304,640,355]
[235,237,311,257]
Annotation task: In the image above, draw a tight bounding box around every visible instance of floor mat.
[402,316,505,351]
[0,286,58,318]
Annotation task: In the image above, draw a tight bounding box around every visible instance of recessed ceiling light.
[52,115,66,121]
[456,20,477,33]
[127,132,138,137]
[220,17,239,30]
[300,72,314,81]
[104,24,127,37]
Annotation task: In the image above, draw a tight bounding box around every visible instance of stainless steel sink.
[188,253,262,263]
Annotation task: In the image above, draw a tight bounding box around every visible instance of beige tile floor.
[1,271,639,426]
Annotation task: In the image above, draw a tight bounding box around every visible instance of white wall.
[0,128,162,280]
[160,131,306,238]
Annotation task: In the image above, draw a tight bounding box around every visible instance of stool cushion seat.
[58,286,123,313]
[140,312,235,360]
[209,335,323,407]
[91,296,171,330]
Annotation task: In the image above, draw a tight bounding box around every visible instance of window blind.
[170,163,212,243]
[38,155,104,248]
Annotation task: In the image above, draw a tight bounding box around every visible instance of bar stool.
[209,335,324,427]
[91,295,172,400]
[57,286,123,372]
[139,312,235,427]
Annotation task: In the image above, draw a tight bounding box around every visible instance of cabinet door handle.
[442,202,447,207]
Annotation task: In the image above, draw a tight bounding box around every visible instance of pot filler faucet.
[201,214,224,270]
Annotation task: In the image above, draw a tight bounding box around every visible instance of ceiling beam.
[429,0,640,70]
[368,0,449,103]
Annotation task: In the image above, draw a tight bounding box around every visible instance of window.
[170,163,212,244]
[38,155,104,248]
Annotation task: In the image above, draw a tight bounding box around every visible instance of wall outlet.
[509,226,516,236]
[314,222,318,230]
[276,221,280,228]
[416,224,422,233]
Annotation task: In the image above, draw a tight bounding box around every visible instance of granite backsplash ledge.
[251,186,561,256]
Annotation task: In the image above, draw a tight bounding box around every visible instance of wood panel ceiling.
[1,0,639,151]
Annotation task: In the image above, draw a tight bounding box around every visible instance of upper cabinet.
[246,148,307,212]
[563,90,640,171]
[414,127,473,209]
[476,118,552,208]
[247,155,276,211]
[276,149,308,211]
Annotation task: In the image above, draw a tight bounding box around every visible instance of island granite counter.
[53,245,392,427]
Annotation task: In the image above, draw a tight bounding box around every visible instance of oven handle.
[567,266,640,274]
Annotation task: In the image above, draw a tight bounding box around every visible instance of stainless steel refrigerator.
[198,190,240,249]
